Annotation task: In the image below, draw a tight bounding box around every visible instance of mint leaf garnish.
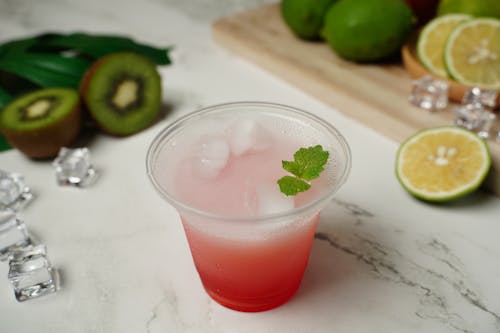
[278,145,329,196]
[278,176,311,196]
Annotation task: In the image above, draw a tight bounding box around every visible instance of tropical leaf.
[0,58,80,88]
[42,33,171,64]
[0,32,172,96]
[0,134,11,152]
[0,86,12,109]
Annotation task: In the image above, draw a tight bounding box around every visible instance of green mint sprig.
[277,145,329,196]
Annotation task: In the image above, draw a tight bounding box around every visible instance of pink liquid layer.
[182,214,319,312]
[174,136,326,311]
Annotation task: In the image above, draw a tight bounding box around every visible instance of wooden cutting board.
[212,3,500,197]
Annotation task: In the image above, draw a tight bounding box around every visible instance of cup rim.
[146,101,352,223]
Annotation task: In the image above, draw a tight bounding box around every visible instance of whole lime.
[281,0,337,40]
[437,0,500,18]
[322,0,413,62]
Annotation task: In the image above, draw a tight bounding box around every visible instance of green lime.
[281,0,337,40]
[322,0,413,62]
[437,0,500,19]
[396,126,491,202]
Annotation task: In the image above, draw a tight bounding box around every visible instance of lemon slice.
[417,14,471,78]
[445,18,500,89]
[396,127,491,202]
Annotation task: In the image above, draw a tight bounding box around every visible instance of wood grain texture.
[212,3,500,196]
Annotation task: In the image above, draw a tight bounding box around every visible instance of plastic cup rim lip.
[146,101,352,223]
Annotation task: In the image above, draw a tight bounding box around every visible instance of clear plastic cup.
[146,102,351,312]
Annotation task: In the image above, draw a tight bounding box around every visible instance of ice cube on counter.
[256,183,295,215]
[462,87,497,109]
[0,170,33,211]
[454,103,496,139]
[228,119,271,156]
[53,147,98,187]
[409,76,449,111]
[0,211,31,260]
[8,244,58,302]
[193,137,230,179]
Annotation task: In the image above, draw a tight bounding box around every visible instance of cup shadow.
[287,203,397,308]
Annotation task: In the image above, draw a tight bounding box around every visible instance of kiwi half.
[80,52,162,136]
[0,88,81,159]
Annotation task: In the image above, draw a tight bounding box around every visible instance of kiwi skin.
[0,92,82,159]
[79,52,161,136]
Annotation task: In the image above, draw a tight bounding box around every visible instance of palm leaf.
[41,33,171,64]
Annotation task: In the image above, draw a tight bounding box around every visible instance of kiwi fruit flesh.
[0,88,81,159]
[80,52,162,136]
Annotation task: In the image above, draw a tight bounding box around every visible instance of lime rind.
[444,18,500,89]
[395,126,491,202]
[416,14,471,78]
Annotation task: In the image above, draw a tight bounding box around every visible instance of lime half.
[444,18,500,89]
[396,126,491,202]
[417,14,470,77]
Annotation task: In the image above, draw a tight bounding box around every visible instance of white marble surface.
[0,0,499,332]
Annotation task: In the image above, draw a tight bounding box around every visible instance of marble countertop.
[0,0,499,332]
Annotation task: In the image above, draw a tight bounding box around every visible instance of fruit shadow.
[353,51,403,67]
[303,38,403,66]
[72,122,100,148]
[288,204,396,308]
[415,189,499,209]
[157,101,175,122]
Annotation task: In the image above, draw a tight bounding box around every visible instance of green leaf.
[0,87,12,151]
[0,33,172,65]
[0,58,81,88]
[0,37,40,57]
[278,145,329,196]
[0,133,11,152]
[277,176,311,196]
[282,160,303,177]
[3,53,90,77]
[0,86,13,109]
[293,145,329,180]
[0,32,172,99]
[0,33,76,58]
[43,33,172,65]
[281,145,330,181]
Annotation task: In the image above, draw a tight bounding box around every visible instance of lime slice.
[396,126,491,202]
[444,18,500,89]
[417,14,471,77]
